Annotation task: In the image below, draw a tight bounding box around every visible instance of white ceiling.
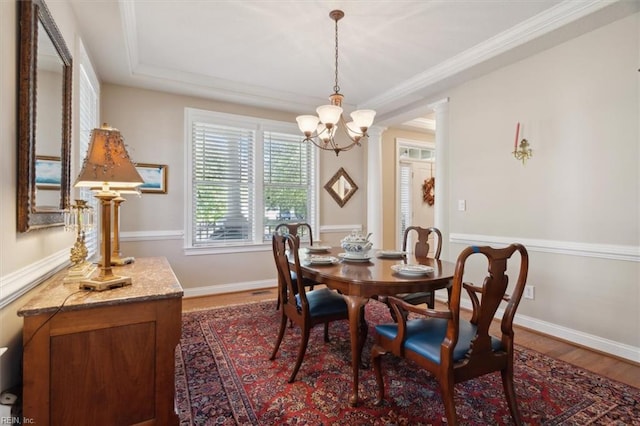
[68,0,637,128]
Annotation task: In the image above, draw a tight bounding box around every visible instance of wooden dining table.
[298,246,456,406]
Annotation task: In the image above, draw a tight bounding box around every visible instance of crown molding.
[363,0,618,111]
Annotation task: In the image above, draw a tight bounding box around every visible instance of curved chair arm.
[386,296,453,353]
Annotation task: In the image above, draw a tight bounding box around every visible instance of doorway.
[396,139,436,252]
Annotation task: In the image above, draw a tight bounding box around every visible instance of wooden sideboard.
[18,257,183,425]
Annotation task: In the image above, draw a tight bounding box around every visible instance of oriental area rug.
[175,300,640,425]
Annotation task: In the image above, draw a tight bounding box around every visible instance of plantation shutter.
[263,131,313,241]
[191,121,255,245]
[398,162,411,249]
[78,64,99,256]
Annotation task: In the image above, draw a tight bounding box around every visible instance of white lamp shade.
[316,104,343,126]
[350,109,376,129]
[296,115,320,134]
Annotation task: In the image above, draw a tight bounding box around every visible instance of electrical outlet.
[458,200,466,211]
[524,285,535,300]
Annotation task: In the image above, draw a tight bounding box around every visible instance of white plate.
[306,245,331,253]
[338,253,372,262]
[305,256,339,265]
[391,264,434,276]
[378,250,406,259]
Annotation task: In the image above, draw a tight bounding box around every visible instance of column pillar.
[366,126,385,249]
[432,98,450,258]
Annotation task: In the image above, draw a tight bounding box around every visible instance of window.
[78,43,100,257]
[185,108,317,252]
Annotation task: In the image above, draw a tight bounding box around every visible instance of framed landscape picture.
[135,163,167,194]
[35,156,62,190]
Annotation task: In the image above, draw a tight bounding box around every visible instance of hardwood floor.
[182,288,640,390]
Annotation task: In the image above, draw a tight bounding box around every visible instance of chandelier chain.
[333,15,340,94]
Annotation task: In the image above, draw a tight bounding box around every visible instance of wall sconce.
[74,124,143,291]
[63,199,96,283]
[513,122,533,165]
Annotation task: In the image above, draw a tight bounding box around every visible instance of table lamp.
[74,124,144,291]
[111,188,141,265]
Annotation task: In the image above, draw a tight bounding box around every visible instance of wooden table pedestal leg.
[343,294,369,407]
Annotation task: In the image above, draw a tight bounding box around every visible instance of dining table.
[297,246,456,406]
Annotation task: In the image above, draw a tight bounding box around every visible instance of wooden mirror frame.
[17,0,72,232]
[324,167,358,208]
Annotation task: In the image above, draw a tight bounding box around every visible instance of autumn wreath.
[422,177,435,206]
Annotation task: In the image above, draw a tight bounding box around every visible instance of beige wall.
[446,13,639,347]
[102,84,367,290]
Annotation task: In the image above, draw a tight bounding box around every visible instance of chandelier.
[296,10,376,156]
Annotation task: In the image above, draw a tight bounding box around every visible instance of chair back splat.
[402,225,442,259]
[371,243,529,425]
[274,222,314,245]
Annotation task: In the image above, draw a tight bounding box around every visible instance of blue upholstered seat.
[296,288,347,317]
[375,318,503,364]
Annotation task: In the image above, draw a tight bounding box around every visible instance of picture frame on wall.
[135,163,168,194]
[35,155,62,190]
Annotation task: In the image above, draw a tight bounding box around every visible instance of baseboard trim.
[182,279,276,298]
[450,296,640,364]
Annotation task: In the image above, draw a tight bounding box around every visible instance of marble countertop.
[18,257,184,317]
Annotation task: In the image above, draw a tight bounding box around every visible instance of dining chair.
[269,233,350,382]
[378,226,444,321]
[274,222,318,309]
[371,244,529,426]
[397,226,444,309]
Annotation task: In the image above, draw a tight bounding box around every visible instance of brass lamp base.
[79,275,132,292]
[111,255,135,266]
[63,262,97,284]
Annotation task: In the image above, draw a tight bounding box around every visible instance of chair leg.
[371,344,386,406]
[269,313,288,361]
[501,366,523,426]
[323,322,330,342]
[439,375,458,426]
[288,326,311,383]
[426,291,435,309]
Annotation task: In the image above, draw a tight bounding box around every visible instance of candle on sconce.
[514,122,520,150]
